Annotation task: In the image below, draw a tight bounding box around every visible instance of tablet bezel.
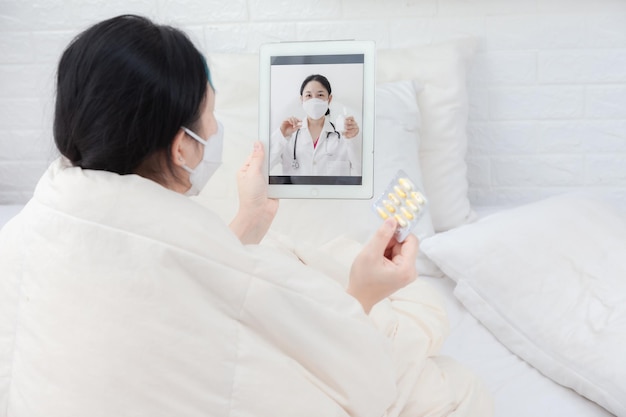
[259,40,375,199]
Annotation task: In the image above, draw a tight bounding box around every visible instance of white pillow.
[420,193,626,416]
[379,39,478,232]
[202,40,478,234]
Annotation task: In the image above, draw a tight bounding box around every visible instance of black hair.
[300,74,332,116]
[53,14,210,175]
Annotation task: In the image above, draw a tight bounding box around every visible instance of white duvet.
[0,159,491,417]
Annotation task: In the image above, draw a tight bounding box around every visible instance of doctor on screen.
[269,74,361,176]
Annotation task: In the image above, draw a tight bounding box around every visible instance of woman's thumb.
[248,141,264,172]
[368,218,397,254]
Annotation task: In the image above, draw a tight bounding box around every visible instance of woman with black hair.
[0,14,492,417]
[269,74,362,176]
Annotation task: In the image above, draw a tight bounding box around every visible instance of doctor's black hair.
[300,74,332,116]
[53,14,210,176]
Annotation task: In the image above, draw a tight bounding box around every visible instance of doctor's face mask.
[302,98,328,120]
[181,120,224,196]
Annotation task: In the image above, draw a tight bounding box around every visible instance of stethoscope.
[291,121,341,169]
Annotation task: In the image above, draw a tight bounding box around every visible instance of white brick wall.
[1,0,625,209]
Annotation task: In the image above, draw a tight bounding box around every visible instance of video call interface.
[268,54,365,185]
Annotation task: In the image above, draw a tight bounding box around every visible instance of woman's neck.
[307,116,325,145]
[307,116,325,130]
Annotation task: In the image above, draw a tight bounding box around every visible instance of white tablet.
[259,40,375,199]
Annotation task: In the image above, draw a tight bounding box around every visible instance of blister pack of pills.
[372,170,428,242]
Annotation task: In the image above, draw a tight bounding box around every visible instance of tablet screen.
[269,55,364,183]
[260,41,375,199]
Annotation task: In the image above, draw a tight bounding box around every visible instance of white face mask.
[181,120,224,196]
[302,98,328,120]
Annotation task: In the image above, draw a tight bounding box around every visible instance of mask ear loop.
[182,127,208,146]
[180,127,208,175]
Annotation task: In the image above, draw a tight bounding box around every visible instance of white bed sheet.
[421,204,615,417]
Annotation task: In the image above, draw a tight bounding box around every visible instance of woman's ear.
[171,128,188,167]
[328,94,333,105]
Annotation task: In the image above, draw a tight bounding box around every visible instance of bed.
[1,37,623,417]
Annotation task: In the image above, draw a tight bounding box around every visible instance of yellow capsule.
[406,199,421,212]
[376,206,389,220]
[394,214,408,228]
[400,207,414,220]
[411,191,425,205]
[393,185,407,199]
[388,192,401,206]
[398,177,414,191]
[383,201,396,213]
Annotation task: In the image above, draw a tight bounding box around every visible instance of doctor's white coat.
[269,117,362,176]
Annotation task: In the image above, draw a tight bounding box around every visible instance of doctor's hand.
[229,141,279,245]
[347,218,418,314]
[280,117,302,138]
[343,116,360,139]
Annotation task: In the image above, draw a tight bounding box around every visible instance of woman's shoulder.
[32,159,240,256]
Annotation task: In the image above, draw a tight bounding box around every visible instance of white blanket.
[0,159,491,417]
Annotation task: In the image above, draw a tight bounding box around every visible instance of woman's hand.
[280,117,302,138]
[343,116,360,139]
[347,218,418,313]
[229,141,279,244]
